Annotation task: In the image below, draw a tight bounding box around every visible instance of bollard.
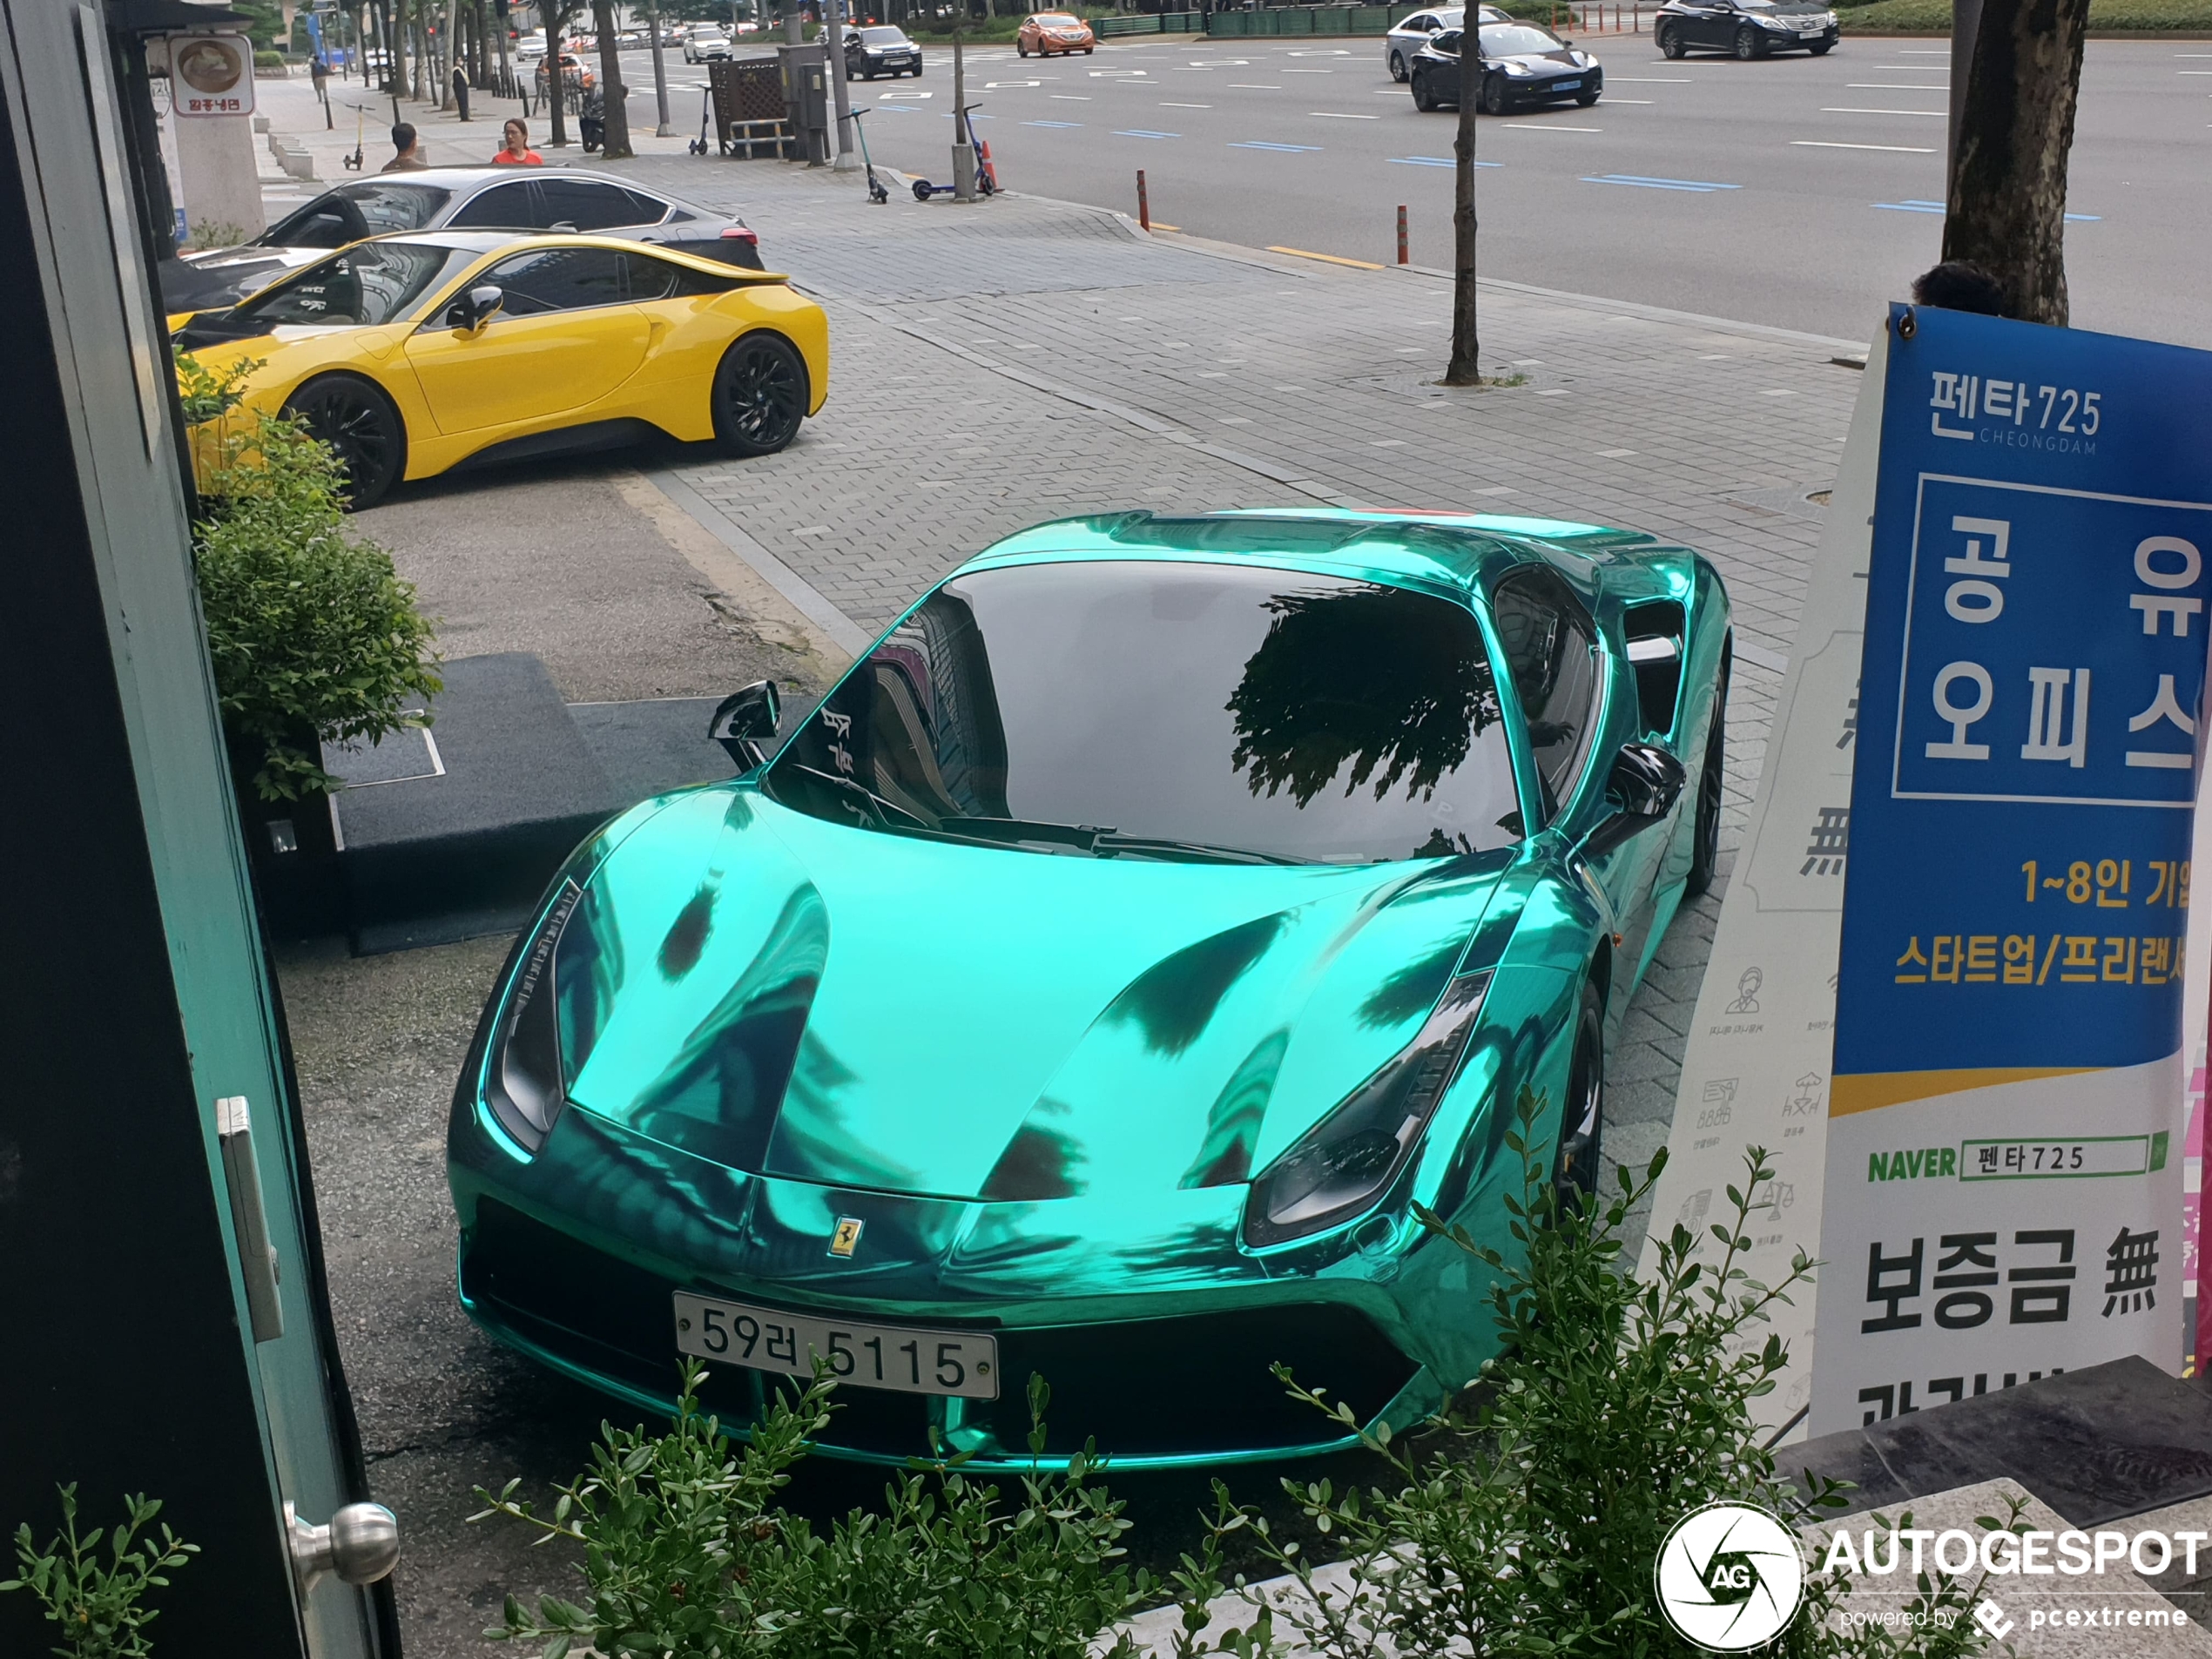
[1136,168,1150,232]
[1396,205,1407,265]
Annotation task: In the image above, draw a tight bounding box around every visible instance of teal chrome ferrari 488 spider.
[448,508,1730,1468]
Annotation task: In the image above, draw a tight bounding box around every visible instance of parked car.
[516,35,547,61]
[1410,21,1602,113]
[1016,10,1094,56]
[158,169,765,316]
[172,233,825,507]
[1384,4,1507,84]
[535,51,596,94]
[685,25,732,60]
[844,24,922,77]
[1653,0,1837,56]
[446,506,1730,1470]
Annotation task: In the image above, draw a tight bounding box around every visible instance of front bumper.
[451,1102,1445,1470]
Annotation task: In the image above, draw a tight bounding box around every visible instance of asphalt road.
[597,35,2212,347]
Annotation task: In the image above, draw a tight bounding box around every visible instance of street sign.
[169,32,255,117]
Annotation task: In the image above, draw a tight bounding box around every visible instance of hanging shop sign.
[1810,302,2212,1435]
[168,33,256,118]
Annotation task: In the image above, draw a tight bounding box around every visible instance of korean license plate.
[1799,28,1825,36]
[1553,78,1581,91]
[673,1291,1000,1399]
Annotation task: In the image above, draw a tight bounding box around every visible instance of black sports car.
[1409,21,1602,114]
[845,24,922,78]
[160,169,764,316]
[1652,0,1838,57]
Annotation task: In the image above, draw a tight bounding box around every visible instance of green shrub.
[253,48,285,67]
[1,1486,197,1659]
[474,1362,1156,1657]
[179,352,441,801]
[1838,0,2212,25]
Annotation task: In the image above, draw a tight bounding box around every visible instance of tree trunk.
[1442,63,1480,384]
[1942,0,2090,324]
[546,9,569,144]
[593,0,633,157]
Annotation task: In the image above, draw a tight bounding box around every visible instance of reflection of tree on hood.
[1226,584,1501,808]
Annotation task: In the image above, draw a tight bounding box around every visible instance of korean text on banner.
[1810,302,2212,1436]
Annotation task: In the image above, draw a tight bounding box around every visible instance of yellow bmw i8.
[172,231,828,508]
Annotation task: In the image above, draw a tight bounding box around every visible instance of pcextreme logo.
[1655,1501,1808,1651]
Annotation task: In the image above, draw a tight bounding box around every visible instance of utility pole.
[646,0,671,134]
[950,18,973,199]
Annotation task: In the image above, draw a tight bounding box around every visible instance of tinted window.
[1490,568,1602,817]
[483,246,629,314]
[765,561,1522,865]
[859,25,909,41]
[262,180,451,246]
[623,188,671,223]
[232,242,472,327]
[1479,22,1564,51]
[537,178,654,231]
[623,252,735,300]
[446,180,537,228]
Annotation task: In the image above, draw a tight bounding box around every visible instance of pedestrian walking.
[451,60,471,120]
[495,118,544,165]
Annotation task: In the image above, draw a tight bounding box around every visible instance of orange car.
[1017,10,1095,55]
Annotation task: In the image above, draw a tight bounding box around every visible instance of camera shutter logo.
[1654,1501,1805,1650]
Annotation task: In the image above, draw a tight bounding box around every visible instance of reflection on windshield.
[1479,23,1564,51]
[233,244,471,328]
[262,182,452,249]
[765,561,1523,864]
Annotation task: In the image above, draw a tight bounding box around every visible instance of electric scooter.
[342,105,365,170]
[688,86,713,154]
[909,103,997,200]
[849,106,890,204]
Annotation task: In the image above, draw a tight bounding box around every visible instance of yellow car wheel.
[283,373,406,509]
[711,332,808,458]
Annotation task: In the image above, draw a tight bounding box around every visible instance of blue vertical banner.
[1811,305,2212,1435]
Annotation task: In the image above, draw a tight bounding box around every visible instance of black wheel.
[1575,90,1599,105]
[282,373,404,509]
[1734,24,1761,57]
[1411,69,1438,110]
[1017,38,1028,54]
[1556,980,1605,1209]
[1809,38,1831,52]
[1479,72,1507,114]
[1389,47,1408,81]
[912,179,932,200]
[1657,21,1685,57]
[711,332,807,457]
[1685,645,1729,898]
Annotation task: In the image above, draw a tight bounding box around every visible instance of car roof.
[955,509,1669,604]
[353,228,787,280]
[309,167,731,219]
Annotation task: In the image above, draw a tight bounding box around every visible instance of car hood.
[1490,47,1581,67]
[555,788,1509,1204]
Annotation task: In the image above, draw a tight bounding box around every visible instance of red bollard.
[1397,204,1408,265]
[1137,169,1150,232]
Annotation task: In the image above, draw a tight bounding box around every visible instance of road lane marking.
[1160,102,1212,107]
[1269,245,1385,268]
[1389,155,1501,166]
[1050,94,1090,99]
[1115,128,1181,138]
[1497,123,1602,131]
[1309,111,1379,118]
[1582,173,1742,191]
[1233,139,1323,150]
[1607,98,1655,104]
[1022,119,1082,127]
[1822,107,1945,116]
[1229,83,1282,88]
[1792,139,1936,151]
[1874,197,2099,220]
[1847,82,1948,88]
[1612,75,1692,81]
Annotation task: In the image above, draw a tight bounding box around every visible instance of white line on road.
[1612,76,1692,81]
[1498,123,1602,131]
[1847,82,1949,89]
[1607,98,1655,104]
[1160,101,1212,107]
[1229,84,1281,89]
[1310,111,1379,118]
[1792,139,1936,152]
[1050,94,1091,99]
[1822,106,1946,116]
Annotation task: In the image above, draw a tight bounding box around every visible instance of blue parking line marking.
[1231,139,1322,152]
[1387,155,1501,168]
[1581,173,1741,192]
[1876,198,2101,221]
[1114,128,1181,138]
[1022,119,1082,127]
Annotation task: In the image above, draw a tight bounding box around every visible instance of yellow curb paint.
[1829,1067,2099,1116]
[1266,245,1384,269]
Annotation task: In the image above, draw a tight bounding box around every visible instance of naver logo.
[1655,1501,1807,1650]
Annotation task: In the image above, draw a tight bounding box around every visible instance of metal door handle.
[215,1096,284,1343]
[287,1501,401,1590]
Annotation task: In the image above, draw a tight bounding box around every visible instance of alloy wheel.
[1556,986,1605,1208]
[284,375,401,509]
[713,334,806,457]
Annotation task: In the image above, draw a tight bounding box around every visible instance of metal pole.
[1946,0,1980,210]
[828,0,856,167]
[951,23,974,199]
[1397,202,1407,264]
[647,0,671,133]
[1136,167,1149,229]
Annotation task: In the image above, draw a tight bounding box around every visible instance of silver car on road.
[1386,3,1508,80]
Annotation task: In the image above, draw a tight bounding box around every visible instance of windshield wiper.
[777,765,927,830]
[1093,833,1316,867]
[935,815,1116,851]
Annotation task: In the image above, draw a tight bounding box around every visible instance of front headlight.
[1244,971,1490,1249]
[1757,14,1790,25]
[1505,59,1533,73]
[484,880,583,1153]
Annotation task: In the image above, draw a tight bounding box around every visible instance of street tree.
[1944,0,2092,323]
[1442,40,1480,385]
[592,0,634,157]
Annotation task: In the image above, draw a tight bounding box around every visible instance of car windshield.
[860,25,909,41]
[1035,12,1081,23]
[764,560,1523,865]
[229,242,474,328]
[258,180,452,249]
[1479,23,1564,51]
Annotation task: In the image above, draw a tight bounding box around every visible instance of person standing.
[451,59,471,121]
[494,118,543,164]
[382,121,430,170]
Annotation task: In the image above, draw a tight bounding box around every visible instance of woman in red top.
[494,119,543,165]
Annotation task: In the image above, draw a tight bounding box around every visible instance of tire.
[1556,980,1605,1209]
[914,63,923,75]
[1575,90,1599,105]
[1017,38,1028,54]
[1657,21,1685,57]
[1479,72,1507,115]
[1735,24,1761,57]
[282,373,405,509]
[711,333,808,458]
[913,179,932,200]
[1411,68,1437,110]
[1085,45,1094,53]
[1390,48,1408,81]
[1809,38,1831,52]
[1684,644,1729,899]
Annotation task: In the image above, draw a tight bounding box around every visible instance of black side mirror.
[709,679,781,766]
[1582,741,1687,860]
[446,283,503,331]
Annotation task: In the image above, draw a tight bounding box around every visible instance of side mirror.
[446,283,503,331]
[709,679,781,766]
[1581,741,1687,860]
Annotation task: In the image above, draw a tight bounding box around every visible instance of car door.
[403,245,651,435]
[1689,0,1736,46]
[1426,28,1464,100]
